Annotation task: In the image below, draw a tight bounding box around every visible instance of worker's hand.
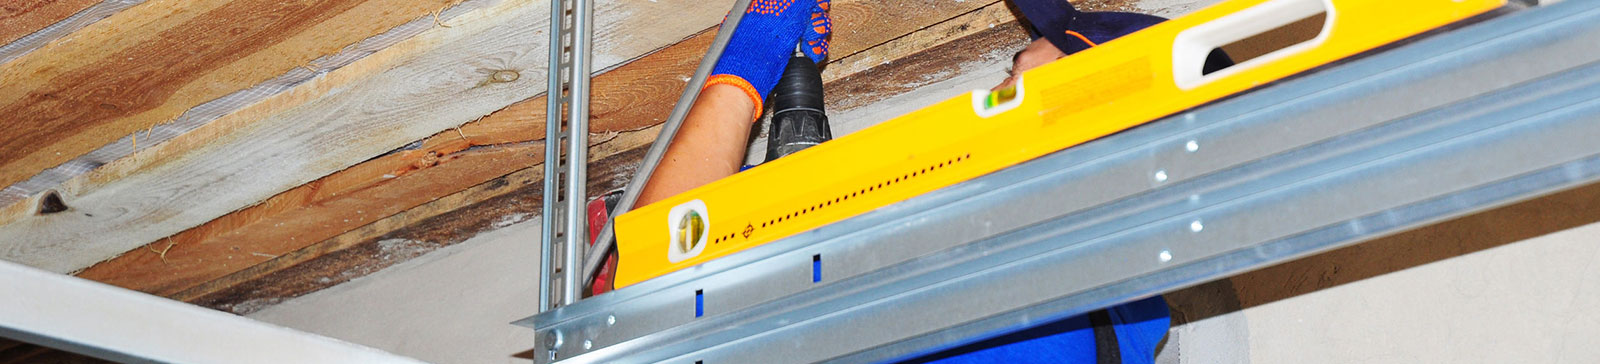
[993,37,1067,92]
[705,0,832,118]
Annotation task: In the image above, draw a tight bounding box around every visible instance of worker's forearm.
[637,84,757,206]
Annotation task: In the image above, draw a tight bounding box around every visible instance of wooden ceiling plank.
[179,2,1027,310]
[79,143,544,296]
[75,26,714,293]
[0,0,466,194]
[0,0,735,274]
[76,30,715,296]
[185,147,554,308]
[0,0,100,47]
[197,16,1030,309]
[0,339,22,355]
[70,0,1005,299]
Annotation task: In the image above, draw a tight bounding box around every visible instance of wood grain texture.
[170,126,655,306]
[76,144,542,295]
[193,144,650,313]
[440,0,1003,136]
[66,0,1002,298]
[0,0,736,274]
[0,344,106,364]
[0,0,98,47]
[821,0,1014,84]
[827,24,1028,111]
[219,0,1191,313]
[178,3,1040,310]
[0,0,470,191]
[75,30,716,296]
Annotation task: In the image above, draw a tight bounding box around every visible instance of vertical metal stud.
[538,0,564,314]
[562,0,593,307]
[541,0,593,310]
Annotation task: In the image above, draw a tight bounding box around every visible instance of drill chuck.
[765,54,833,162]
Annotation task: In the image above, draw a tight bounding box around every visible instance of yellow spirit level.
[613,0,1506,288]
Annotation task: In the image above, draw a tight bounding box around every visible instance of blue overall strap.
[899,296,1171,364]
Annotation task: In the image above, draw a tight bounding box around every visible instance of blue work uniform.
[901,2,1234,363]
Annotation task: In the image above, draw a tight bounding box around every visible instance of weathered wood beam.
[188,2,1034,313]
[67,0,1001,298]
[74,26,715,295]
[0,340,24,359]
[0,0,99,46]
[0,0,737,273]
[0,0,471,191]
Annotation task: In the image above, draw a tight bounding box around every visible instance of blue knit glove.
[706,0,831,117]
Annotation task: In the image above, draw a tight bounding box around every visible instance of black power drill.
[764,53,832,162]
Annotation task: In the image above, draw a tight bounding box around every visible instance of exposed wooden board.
[66,0,1002,298]
[158,0,1180,313]
[185,161,549,311]
[0,345,49,364]
[826,24,1027,111]
[822,2,1020,109]
[76,144,542,296]
[68,17,712,296]
[194,145,648,313]
[0,0,99,47]
[820,0,1010,83]
[0,0,737,274]
[439,0,1003,137]
[70,29,698,293]
[0,341,26,360]
[185,10,1040,311]
[1,1,152,69]
[72,27,716,296]
[0,0,471,191]
[1217,13,1325,64]
[0,340,107,364]
[178,126,658,308]
[0,344,106,364]
[0,0,528,211]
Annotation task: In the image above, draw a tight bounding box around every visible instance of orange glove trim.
[1063,30,1099,47]
[705,74,765,123]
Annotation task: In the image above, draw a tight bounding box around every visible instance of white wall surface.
[249,222,542,364]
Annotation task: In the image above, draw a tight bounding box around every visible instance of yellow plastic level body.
[614,0,1505,288]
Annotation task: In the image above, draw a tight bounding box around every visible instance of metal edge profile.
[518,1,1600,363]
[539,0,566,314]
[850,131,1600,363]
[0,260,427,364]
[563,0,593,307]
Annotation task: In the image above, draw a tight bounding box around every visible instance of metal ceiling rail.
[518,1,1600,362]
[540,0,588,311]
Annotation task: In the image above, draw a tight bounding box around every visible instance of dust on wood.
[191,10,1050,311]
[0,0,99,46]
[1074,0,1146,12]
[0,342,109,364]
[826,22,1030,111]
[77,143,542,296]
[194,148,646,314]
[67,0,1009,300]
[15,0,737,278]
[0,0,463,190]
